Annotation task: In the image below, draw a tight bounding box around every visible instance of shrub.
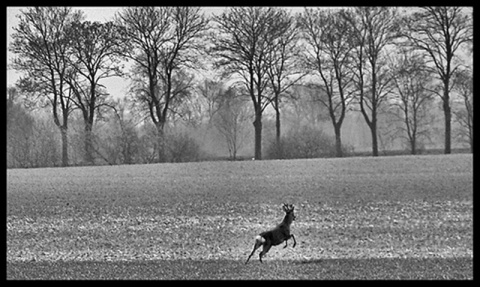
[164,131,204,163]
[266,125,348,159]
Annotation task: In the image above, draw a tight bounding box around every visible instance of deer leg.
[291,234,297,248]
[259,243,272,263]
[245,241,262,264]
[246,235,265,264]
[283,239,288,248]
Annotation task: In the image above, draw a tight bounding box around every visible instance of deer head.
[282,203,296,221]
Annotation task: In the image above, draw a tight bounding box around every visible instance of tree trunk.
[232,146,237,161]
[275,108,281,146]
[469,126,473,153]
[334,124,343,158]
[444,105,451,154]
[83,82,97,166]
[156,122,166,163]
[60,126,68,167]
[443,84,451,154]
[84,122,94,165]
[253,110,262,160]
[359,96,378,157]
[410,137,416,155]
[275,106,282,159]
[370,119,379,157]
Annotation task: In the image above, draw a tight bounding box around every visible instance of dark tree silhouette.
[401,6,473,154]
[343,7,400,156]
[212,7,293,160]
[65,20,125,165]
[10,7,83,166]
[299,8,356,157]
[116,7,208,162]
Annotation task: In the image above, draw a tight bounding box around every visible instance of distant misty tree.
[7,86,60,168]
[213,88,251,160]
[389,49,435,154]
[196,79,224,128]
[7,87,35,167]
[94,97,140,165]
[284,84,331,129]
[452,67,473,152]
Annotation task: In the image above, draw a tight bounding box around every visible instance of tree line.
[7,6,473,168]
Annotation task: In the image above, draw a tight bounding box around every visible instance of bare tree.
[213,87,251,160]
[7,86,61,168]
[65,20,125,165]
[265,9,305,158]
[10,7,83,166]
[97,97,141,165]
[452,67,473,152]
[7,86,35,167]
[400,6,473,154]
[196,78,224,127]
[299,8,356,157]
[212,7,291,160]
[115,7,170,146]
[284,84,330,129]
[162,71,197,127]
[343,7,400,157]
[116,7,208,162]
[389,49,435,154]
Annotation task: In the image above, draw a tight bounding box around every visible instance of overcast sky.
[6,6,309,98]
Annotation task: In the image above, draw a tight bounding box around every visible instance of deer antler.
[283,203,294,212]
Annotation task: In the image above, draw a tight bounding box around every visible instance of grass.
[7,258,473,280]
[7,154,473,279]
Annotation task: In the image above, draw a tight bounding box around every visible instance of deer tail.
[246,235,266,264]
[255,235,266,244]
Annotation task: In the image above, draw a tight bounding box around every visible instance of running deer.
[245,203,296,264]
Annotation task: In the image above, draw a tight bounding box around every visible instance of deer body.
[245,204,296,264]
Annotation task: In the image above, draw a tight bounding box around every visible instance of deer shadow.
[298,259,323,264]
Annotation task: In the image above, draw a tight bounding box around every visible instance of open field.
[7,258,473,280]
[7,154,473,279]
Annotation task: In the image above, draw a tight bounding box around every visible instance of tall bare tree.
[212,7,291,160]
[343,7,400,157]
[7,86,34,167]
[452,67,473,152]
[213,87,251,160]
[265,9,304,158]
[299,8,356,157]
[10,7,83,166]
[389,49,435,154]
[116,7,208,162]
[196,79,224,126]
[65,20,125,165]
[401,6,473,154]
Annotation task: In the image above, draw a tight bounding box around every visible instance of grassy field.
[7,154,473,279]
